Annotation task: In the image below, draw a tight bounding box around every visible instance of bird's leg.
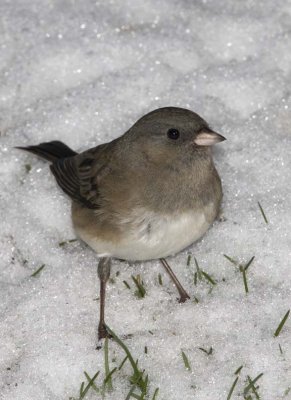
[97,257,112,340]
[160,258,190,303]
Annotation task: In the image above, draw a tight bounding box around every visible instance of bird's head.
[125,107,225,164]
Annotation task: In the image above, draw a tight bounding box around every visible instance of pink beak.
[194,128,226,146]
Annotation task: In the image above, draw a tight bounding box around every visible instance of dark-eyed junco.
[17,107,225,339]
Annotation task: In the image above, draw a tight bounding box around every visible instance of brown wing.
[50,143,112,209]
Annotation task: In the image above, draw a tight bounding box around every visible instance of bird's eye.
[167,128,180,140]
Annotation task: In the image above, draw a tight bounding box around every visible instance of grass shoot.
[224,255,255,294]
[106,325,158,398]
[181,351,191,371]
[132,275,146,298]
[123,280,131,289]
[258,201,268,224]
[274,310,290,337]
[226,376,239,400]
[79,370,100,399]
[192,258,216,286]
[58,238,78,247]
[30,264,45,277]
[187,254,192,266]
[103,337,113,391]
[234,365,243,375]
[83,371,99,393]
[198,347,213,355]
[243,373,263,398]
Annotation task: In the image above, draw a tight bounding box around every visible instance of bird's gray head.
[124,107,225,163]
[128,107,225,147]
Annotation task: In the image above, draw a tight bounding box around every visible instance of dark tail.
[16,140,77,162]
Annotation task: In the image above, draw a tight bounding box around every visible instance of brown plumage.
[17,106,226,339]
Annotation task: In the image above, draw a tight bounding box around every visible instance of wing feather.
[50,156,100,209]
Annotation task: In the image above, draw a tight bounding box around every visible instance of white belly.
[79,206,215,261]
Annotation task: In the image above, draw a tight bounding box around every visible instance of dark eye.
[167,128,180,140]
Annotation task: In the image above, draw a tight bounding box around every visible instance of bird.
[17,106,226,340]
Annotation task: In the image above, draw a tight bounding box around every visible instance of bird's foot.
[178,293,190,303]
[98,323,112,341]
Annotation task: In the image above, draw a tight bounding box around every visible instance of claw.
[178,294,190,303]
[98,323,112,340]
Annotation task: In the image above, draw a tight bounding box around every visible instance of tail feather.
[16,140,77,162]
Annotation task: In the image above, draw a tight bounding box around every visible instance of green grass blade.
[187,255,191,266]
[152,388,159,400]
[123,280,131,289]
[132,275,146,298]
[244,373,263,395]
[234,365,243,375]
[274,310,290,337]
[118,355,128,370]
[105,325,144,388]
[79,371,100,399]
[31,264,45,277]
[258,201,268,224]
[247,376,260,399]
[199,347,213,355]
[242,267,249,294]
[84,372,99,392]
[181,351,191,371]
[104,337,113,391]
[227,376,239,400]
[244,256,255,270]
[59,238,77,247]
[25,163,31,173]
[201,271,216,285]
[223,254,237,265]
[194,257,203,280]
[79,382,84,397]
[125,385,137,400]
[194,272,198,286]
[130,393,143,400]
[104,367,117,385]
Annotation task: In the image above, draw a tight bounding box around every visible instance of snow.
[1,0,291,399]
